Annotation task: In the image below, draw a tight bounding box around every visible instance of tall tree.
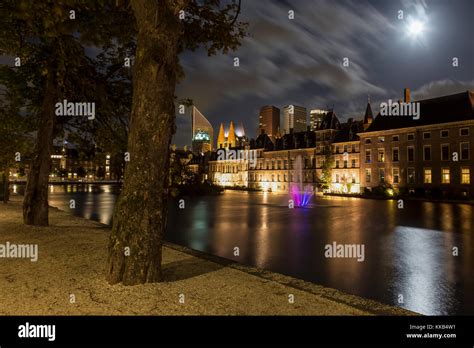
[0,1,133,225]
[106,0,246,284]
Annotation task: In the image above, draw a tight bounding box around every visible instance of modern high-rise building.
[191,106,214,153]
[283,105,307,133]
[258,105,280,141]
[309,109,330,131]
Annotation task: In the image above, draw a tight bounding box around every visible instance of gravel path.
[0,197,415,315]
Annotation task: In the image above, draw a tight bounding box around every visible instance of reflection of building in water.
[191,106,214,153]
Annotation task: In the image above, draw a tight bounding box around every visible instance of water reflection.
[38,185,473,315]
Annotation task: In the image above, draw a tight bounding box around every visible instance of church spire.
[217,123,225,148]
[363,96,374,131]
[228,121,236,148]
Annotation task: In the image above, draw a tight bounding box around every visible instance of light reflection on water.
[35,185,474,315]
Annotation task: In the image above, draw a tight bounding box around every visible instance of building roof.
[366,91,474,132]
[363,102,373,124]
[317,110,341,130]
[333,120,364,143]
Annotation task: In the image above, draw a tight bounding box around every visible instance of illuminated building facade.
[360,90,474,198]
[217,121,248,149]
[209,90,474,198]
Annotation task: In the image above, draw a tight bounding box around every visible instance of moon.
[408,20,425,37]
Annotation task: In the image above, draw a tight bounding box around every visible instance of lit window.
[378,149,385,162]
[365,150,371,163]
[393,168,399,184]
[424,168,432,184]
[441,168,450,184]
[392,148,399,162]
[461,168,470,184]
[378,136,385,143]
[365,169,371,183]
[379,168,385,183]
[407,168,415,184]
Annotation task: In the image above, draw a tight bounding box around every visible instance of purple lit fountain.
[289,155,314,207]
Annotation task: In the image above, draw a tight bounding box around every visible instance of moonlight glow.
[408,19,425,37]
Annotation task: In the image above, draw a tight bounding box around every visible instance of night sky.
[173,0,474,147]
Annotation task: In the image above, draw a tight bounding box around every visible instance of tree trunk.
[22,62,57,226]
[3,168,9,203]
[106,0,186,285]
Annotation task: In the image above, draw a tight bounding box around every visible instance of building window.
[407,133,414,141]
[442,168,450,184]
[440,130,449,138]
[392,135,399,142]
[393,168,399,184]
[407,168,415,184]
[461,168,470,184]
[365,138,371,144]
[379,168,385,183]
[351,159,356,168]
[352,144,356,152]
[336,174,340,183]
[352,174,356,184]
[343,160,348,168]
[424,168,432,184]
[423,132,431,139]
[343,145,348,153]
[441,144,450,161]
[378,136,385,143]
[460,128,469,136]
[378,149,385,162]
[423,145,431,161]
[365,149,371,163]
[407,147,415,161]
[365,169,371,183]
[392,148,399,162]
[460,142,470,160]
[335,160,339,168]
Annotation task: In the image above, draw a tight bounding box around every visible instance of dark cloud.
[172,0,474,147]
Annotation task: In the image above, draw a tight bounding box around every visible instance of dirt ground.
[0,197,415,315]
